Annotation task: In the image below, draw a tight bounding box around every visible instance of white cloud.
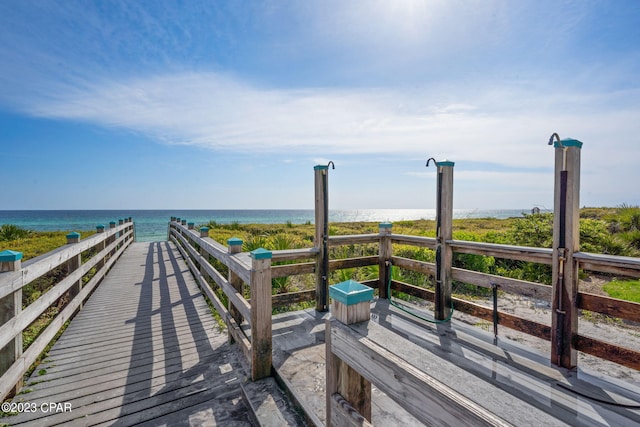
[22,71,639,173]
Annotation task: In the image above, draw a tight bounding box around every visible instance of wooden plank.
[451,268,552,301]
[330,320,512,427]
[575,251,640,277]
[273,289,316,307]
[387,281,552,341]
[0,225,132,299]
[390,234,436,248]
[330,393,373,427]
[576,335,640,371]
[329,256,378,271]
[578,292,640,323]
[391,256,436,275]
[271,247,319,262]
[0,238,130,402]
[0,234,126,351]
[272,261,315,278]
[448,240,553,265]
[171,233,251,322]
[453,299,552,341]
[328,234,379,246]
[391,280,435,302]
[6,241,251,426]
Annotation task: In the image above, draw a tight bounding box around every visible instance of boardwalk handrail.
[169,214,640,372]
[0,221,134,401]
[168,220,273,380]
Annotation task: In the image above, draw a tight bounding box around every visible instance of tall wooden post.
[435,160,454,321]
[551,139,583,368]
[66,232,83,309]
[227,237,244,342]
[250,248,273,380]
[0,250,24,396]
[314,165,330,312]
[378,222,393,298]
[326,280,373,424]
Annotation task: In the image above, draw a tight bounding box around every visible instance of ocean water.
[0,209,533,242]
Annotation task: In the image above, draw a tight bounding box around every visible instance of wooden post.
[250,248,272,380]
[435,160,454,321]
[96,225,106,270]
[551,138,583,368]
[0,250,24,396]
[188,222,194,230]
[199,226,209,238]
[227,238,244,342]
[314,164,329,312]
[108,221,117,257]
[326,280,373,424]
[378,222,393,298]
[66,232,83,308]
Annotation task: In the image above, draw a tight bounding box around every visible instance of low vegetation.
[200,205,640,303]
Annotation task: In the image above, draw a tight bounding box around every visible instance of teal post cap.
[188,222,194,226]
[97,224,105,229]
[314,165,329,170]
[379,222,393,228]
[555,138,583,149]
[66,232,81,239]
[0,250,23,262]
[436,160,455,167]
[250,248,272,260]
[329,280,374,305]
[227,237,243,246]
[109,221,116,224]
[200,226,209,232]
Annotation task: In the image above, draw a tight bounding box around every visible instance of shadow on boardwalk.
[6,242,252,426]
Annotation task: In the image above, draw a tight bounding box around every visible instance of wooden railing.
[168,220,274,380]
[0,220,134,401]
[170,213,640,374]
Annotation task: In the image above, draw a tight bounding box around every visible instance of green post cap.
[379,222,392,228]
[0,250,23,262]
[329,280,373,305]
[66,232,81,239]
[227,237,243,246]
[97,225,105,229]
[555,138,583,149]
[109,221,116,225]
[314,165,329,170]
[200,226,209,232]
[188,222,194,226]
[250,248,272,260]
[436,160,455,167]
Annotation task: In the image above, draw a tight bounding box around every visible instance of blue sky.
[1,1,639,210]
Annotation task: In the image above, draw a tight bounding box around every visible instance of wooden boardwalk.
[6,242,252,426]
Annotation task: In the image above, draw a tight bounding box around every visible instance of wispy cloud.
[17,71,639,170]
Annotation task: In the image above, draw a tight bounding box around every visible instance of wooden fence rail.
[0,221,134,401]
[168,220,275,380]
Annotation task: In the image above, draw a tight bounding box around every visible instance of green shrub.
[0,224,32,241]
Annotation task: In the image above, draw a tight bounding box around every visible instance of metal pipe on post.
[433,160,455,321]
[314,162,334,312]
[549,135,583,369]
[378,222,393,299]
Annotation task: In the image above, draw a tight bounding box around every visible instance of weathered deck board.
[270,299,640,427]
[6,242,252,426]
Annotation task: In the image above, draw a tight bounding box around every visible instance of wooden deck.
[270,300,640,427]
[6,242,253,426]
